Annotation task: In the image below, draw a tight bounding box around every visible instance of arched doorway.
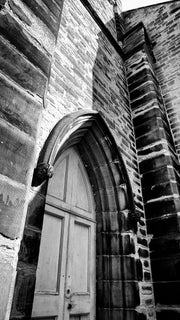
[32,147,96,319]
[10,110,140,320]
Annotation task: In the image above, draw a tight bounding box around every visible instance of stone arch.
[11,110,140,320]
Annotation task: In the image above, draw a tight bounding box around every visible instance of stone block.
[0,261,14,320]
[10,262,36,319]
[109,256,137,281]
[142,181,178,203]
[150,236,180,259]
[97,308,144,320]
[96,280,110,308]
[138,248,149,259]
[131,92,157,110]
[18,228,41,264]
[151,256,180,281]
[135,117,163,139]
[142,166,176,188]
[147,214,180,237]
[137,129,166,150]
[0,180,26,239]
[140,154,172,174]
[156,310,180,320]
[133,106,162,127]
[15,0,61,36]
[110,280,140,308]
[145,197,180,219]
[97,232,136,256]
[26,193,45,230]
[0,35,47,97]
[144,271,151,281]
[96,255,109,281]
[0,120,34,184]
[153,281,180,304]
[0,10,51,75]
[0,74,41,138]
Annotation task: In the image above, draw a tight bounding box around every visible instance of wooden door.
[32,148,96,320]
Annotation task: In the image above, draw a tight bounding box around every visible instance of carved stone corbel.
[32,162,54,186]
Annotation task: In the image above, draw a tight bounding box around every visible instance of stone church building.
[0,0,180,319]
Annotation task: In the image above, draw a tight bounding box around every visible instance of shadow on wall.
[10,18,141,320]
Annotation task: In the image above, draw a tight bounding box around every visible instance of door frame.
[11,110,140,320]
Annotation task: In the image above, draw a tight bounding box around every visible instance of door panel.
[48,154,69,202]
[72,222,89,293]
[64,216,95,320]
[35,213,63,293]
[32,206,69,318]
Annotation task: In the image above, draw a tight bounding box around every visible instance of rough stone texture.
[124,2,180,162]
[0,0,173,319]
[33,0,152,319]
[124,10,180,319]
[0,0,58,318]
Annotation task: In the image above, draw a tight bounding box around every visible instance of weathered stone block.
[153,281,180,304]
[96,255,109,281]
[97,309,144,320]
[0,35,47,97]
[0,11,51,75]
[10,262,36,319]
[151,256,180,281]
[137,128,166,150]
[156,310,180,320]
[142,166,176,188]
[96,280,110,308]
[0,75,41,137]
[0,262,14,320]
[18,228,41,264]
[142,181,178,203]
[139,154,172,174]
[110,280,140,308]
[147,215,180,237]
[145,197,180,219]
[109,256,137,280]
[144,271,151,281]
[0,180,26,239]
[0,120,34,184]
[22,0,61,36]
[150,236,180,259]
[135,117,163,139]
[26,193,45,230]
[138,248,149,259]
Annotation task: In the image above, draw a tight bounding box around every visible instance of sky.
[122,0,172,11]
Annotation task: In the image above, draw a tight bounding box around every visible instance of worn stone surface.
[0,74,42,137]
[124,17,180,319]
[124,2,180,163]
[0,35,47,97]
[0,0,59,317]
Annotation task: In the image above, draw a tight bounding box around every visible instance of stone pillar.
[0,0,64,318]
[124,23,180,319]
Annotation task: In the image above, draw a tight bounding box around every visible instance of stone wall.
[124,2,180,319]
[0,0,63,318]
[0,0,156,319]
[124,1,180,162]
[32,0,154,319]
[10,0,155,319]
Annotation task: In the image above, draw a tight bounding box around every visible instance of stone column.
[124,22,180,319]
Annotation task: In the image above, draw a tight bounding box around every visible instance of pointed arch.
[33,110,135,217]
[11,110,140,320]
[31,110,140,319]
